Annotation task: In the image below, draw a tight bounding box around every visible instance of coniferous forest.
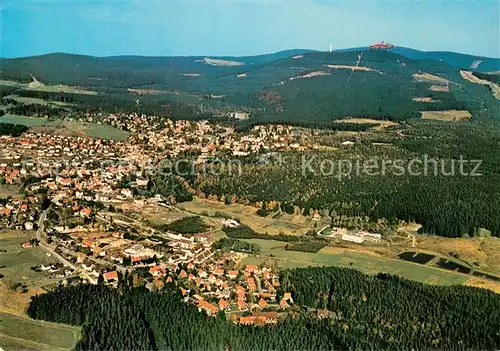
[27,266,500,350]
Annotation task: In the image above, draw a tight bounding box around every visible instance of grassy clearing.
[0,79,97,95]
[415,234,500,275]
[0,115,129,140]
[0,184,19,198]
[460,70,500,99]
[334,118,399,130]
[177,197,308,236]
[0,233,56,287]
[413,72,452,85]
[0,313,80,351]
[240,238,468,286]
[421,110,472,121]
[6,95,73,107]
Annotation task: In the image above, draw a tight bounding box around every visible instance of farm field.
[0,313,81,351]
[0,114,129,140]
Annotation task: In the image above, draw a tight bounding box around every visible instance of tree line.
[26,265,500,350]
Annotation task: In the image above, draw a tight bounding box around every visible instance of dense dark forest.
[27,266,500,350]
[195,121,500,238]
[0,122,29,136]
[1,50,498,125]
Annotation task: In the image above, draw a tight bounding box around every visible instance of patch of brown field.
[290,70,331,80]
[0,230,25,239]
[202,58,245,67]
[127,88,169,95]
[412,97,440,102]
[464,278,500,293]
[335,118,399,131]
[0,184,19,198]
[421,110,472,121]
[324,64,379,73]
[318,246,346,255]
[0,282,45,317]
[413,72,451,85]
[429,85,449,92]
[460,70,500,99]
[416,235,500,274]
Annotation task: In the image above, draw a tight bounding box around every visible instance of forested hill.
[1,48,498,125]
[27,266,500,350]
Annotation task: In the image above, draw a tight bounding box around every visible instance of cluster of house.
[176,262,295,326]
[0,196,38,231]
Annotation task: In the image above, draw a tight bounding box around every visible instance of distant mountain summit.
[331,46,499,72]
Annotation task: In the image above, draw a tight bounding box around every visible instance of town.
[0,117,317,326]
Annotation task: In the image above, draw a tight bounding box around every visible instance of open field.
[0,79,97,95]
[0,233,56,287]
[464,278,500,293]
[176,197,308,236]
[429,85,449,92]
[0,232,62,318]
[6,95,73,107]
[0,313,80,351]
[324,64,380,73]
[291,71,331,80]
[412,97,440,102]
[239,238,469,286]
[202,58,245,66]
[119,201,190,227]
[413,72,452,85]
[460,70,500,99]
[0,184,19,198]
[335,118,399,130]
[0,114,129,140]
[415,234,500,274]
[421,110,472,121]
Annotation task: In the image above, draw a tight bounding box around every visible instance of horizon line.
[2,46,500,60]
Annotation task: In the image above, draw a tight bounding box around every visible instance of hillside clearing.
[324,64,382,73]
[0,79,97,95]
[421,110,472,121]
[412,97,440,102]
[176,197,307,236]
[335,118,399,130]
[429,85,449,92]
[0,313,80,351]
[413,72,452,85]
[201,58,245,66]
[127,88,170,95]
[460,70,500,99]
[290,70,331,80]
[5,94,73,107]
[0,114,129,140]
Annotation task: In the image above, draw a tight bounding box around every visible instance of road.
[36,205,97,282]
[39,242,76,270]
[36,205,51,241]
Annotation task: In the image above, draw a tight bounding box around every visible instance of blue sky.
[1,0,498,58]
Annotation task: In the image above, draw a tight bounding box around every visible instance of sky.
[1,0,499,58]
